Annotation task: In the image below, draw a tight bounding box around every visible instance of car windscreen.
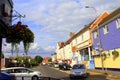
[72,64,86,69]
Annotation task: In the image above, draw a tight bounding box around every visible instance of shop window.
[84,55,89,61]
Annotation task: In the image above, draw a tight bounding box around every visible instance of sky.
[2,0,120,58]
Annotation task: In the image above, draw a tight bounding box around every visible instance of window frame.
[116,18,120,29]
[103,25,109,34]
[94,31,98,39]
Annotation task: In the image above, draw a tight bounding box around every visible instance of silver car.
[1,67,42,80]
[70,64,89,79]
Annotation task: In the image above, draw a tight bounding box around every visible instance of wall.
[100,18,120,50]
[94,48,120,70]
[0,58,5,68]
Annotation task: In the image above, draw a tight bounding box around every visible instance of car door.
[10,69,23,80]
[18,68,32,80]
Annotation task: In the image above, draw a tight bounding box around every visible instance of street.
[31,65,70,80]
[31,65,107,80]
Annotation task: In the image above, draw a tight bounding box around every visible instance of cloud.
[7,0,120,57]
[43,46,55,52]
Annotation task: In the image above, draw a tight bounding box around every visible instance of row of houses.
[52,7,120,71]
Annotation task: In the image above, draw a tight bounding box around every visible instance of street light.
[85,6,104,71]
[85,6,97,14]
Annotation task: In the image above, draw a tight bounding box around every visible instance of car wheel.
[32,76,39,80]
[69,75,74,79]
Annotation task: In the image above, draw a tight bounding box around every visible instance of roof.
[98,7,120,27]
[64,18,96,45]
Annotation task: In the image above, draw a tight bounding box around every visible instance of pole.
[85,6,104,70]
[0,37,2,69]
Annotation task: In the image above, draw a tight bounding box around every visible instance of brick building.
[0,0,13,68]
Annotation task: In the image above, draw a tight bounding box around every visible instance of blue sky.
[2,0,120,58]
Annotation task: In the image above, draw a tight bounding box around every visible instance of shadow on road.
[87,74,107,80]
[41,77,60,80]
[41,77,85,80]
[59,73,107,80]
[41,73,107,80]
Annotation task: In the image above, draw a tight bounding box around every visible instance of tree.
[48,58,52,62]
[1,53,4,58]
[34,55,43,64]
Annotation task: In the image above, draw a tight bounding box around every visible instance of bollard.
[22,77,24,80]
[48,77,51,80]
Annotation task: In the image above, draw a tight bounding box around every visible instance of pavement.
[52,67,120,74]
[87,69,120,75]
[87,69,120,80]
[51,67,120,80]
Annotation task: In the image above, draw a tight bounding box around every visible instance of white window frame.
[116,18,120,29]
[103,25,109,34]
[94,31,98,39]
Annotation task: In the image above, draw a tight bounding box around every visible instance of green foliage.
[14,56,25,64]
[13,56,38,67]
[29,59,37,66]
[6,22,34,56]
[48,58,52,62]
[1,53,4,58]
[112,50,119,60]
[34,55,43,64]
[93,54,100,57]
[102,52,107,60]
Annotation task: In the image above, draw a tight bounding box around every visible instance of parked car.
[69,64,89,79]
[1,67,43,80]
[59,63,71,70]
[0,72,16,80]
[53,62,59,68]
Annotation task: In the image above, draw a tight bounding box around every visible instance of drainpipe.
[85,6,104,71]
[0,37,2,69]
[88,46,91,60]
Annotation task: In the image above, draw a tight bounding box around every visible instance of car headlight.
[63,66,66,68]
[71,71,75,74]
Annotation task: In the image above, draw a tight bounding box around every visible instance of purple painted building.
[93,7,120,51]
[92,7,120,71]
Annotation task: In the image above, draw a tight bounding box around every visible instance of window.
[75,38,77,44]
[116,18,120,29]
[94,31,98,39]
[103,25,109,34]
[1,4,11,17]
[81,34,84,41]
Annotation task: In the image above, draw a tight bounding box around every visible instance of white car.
[1,67,42,80]
[70,64,89,79]
[53,62,59,68]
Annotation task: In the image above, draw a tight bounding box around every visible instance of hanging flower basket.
[112,50,119,60]
[6,21,34,55]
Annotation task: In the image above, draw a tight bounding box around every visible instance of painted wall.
[56,43,62,60]
[94,49,120,70]
[60,47,65,60]
[92,10,120,71]
[0,58,5,68]
[100,18,120,50]
[64,43,73,59]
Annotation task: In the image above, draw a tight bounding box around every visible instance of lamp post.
[85,6,104,71]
